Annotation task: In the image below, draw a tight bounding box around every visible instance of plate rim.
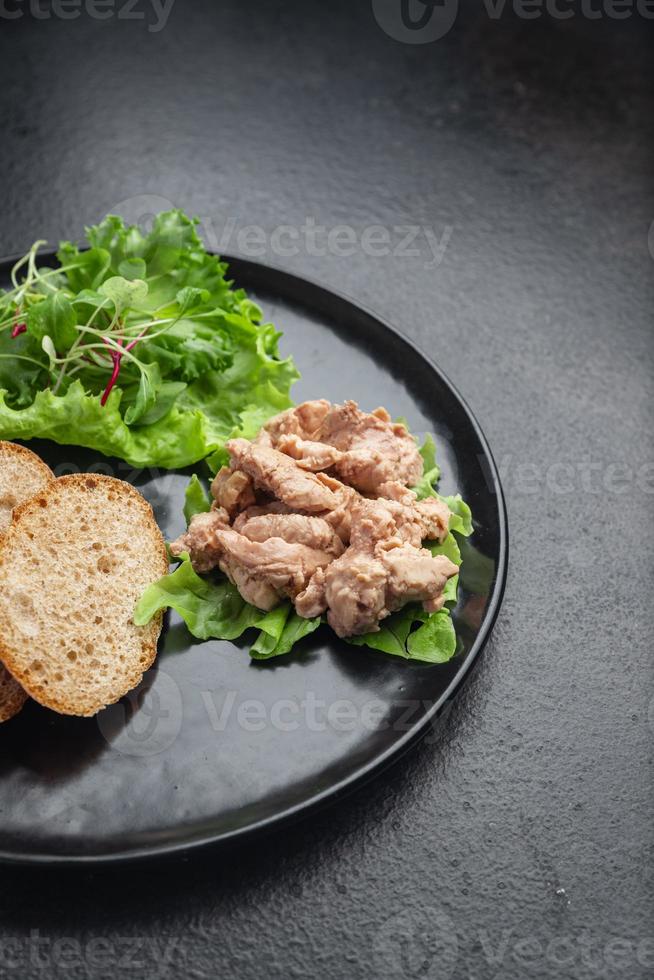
[0,250,509,866]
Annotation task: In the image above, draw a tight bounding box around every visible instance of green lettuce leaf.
[134,553,320,657]
[442,574,459,606]
[0,380,214,469]
[134,553,264,640]
[346,605,457,664]
[411,437,473,538]
[122,361,161,426]
[0,327,48,409]
[413,433,441,499]
[26,292,78,350]
[406,611,457,663]
[250,603,321,659]
[56,245,111,292]
[183,474,211,523]
[428,532,461,606]
[440,494,473,537]
[121,380,187,428]
[428,531,461,564]
[346,605,427,658]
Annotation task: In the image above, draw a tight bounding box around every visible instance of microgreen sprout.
[1,256,182,406]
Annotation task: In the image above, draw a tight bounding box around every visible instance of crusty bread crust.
[0,441,54,722]
[0,665,27,722]
[0,474,168,717]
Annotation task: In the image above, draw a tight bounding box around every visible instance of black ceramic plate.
[0,254,507,865]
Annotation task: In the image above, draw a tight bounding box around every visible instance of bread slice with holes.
[0,440,54,722]
[0,473,168,717]
[0,440,54,533]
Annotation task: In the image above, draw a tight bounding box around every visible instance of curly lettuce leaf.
[56,246,111,293]
[0,380,215,469]
[134,553,320,657]
[74,210,257,317]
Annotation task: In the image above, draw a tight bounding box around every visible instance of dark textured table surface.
[0,2,652,978]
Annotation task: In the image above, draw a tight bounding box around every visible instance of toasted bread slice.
[0,474,168,717]
[0,440,54,533]
[0,441,54,722]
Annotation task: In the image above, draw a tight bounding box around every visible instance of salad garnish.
[0,211,298,468]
